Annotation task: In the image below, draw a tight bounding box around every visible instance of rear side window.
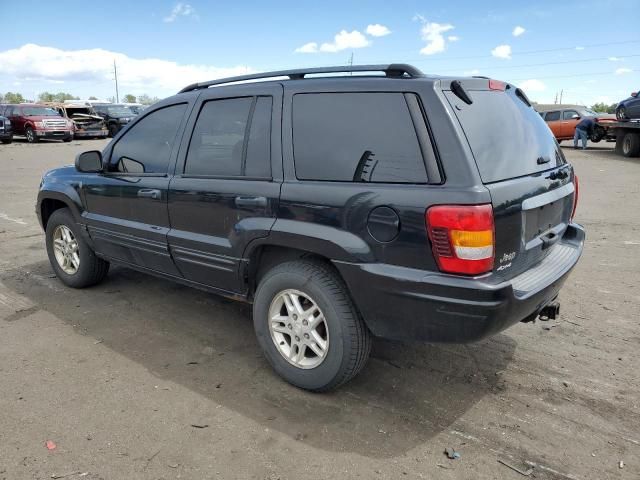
[292,92,428,183]
[111,103,187,174]
[185,96,271,178]
[545,111,561,121]
[563,110,578,120]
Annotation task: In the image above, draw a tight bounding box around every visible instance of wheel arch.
[37,189,84,231]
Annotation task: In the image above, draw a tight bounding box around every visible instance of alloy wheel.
[268,289,329,369]
[52,225,80,275]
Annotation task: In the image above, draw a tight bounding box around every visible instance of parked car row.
[535,104,617,143]
[0,101,144,143]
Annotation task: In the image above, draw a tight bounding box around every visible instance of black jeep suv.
[36,64,584,391]
[92,104,135,137]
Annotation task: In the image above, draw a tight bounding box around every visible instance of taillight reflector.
[426,204,495,275]
[488,79,506,91]
[571,175,579,221]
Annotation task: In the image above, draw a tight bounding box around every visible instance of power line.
[507,67,638,81]
[439,54,640,73]
[372,39,640,63]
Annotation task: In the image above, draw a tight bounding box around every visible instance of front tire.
[253,260,371,391]
[616,107,627,121]
[25,126,39,143]
[108,123,119,138]
[45,208,109,288]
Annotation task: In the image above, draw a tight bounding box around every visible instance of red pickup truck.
[0,104,74,143]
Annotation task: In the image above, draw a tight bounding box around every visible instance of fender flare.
[242,218,374,264]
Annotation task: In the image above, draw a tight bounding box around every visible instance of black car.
[36,64,584,391]
[92,104,135,137]
[616,90,640,120]
[0,114,12,144]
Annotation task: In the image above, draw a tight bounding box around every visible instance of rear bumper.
[335,223,585,343]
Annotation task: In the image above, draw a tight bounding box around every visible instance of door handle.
[235,196,268,208]
[137,189,161,199]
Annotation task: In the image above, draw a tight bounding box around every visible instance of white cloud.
[295,42,318,53]
[366,24,391,37]
[418,21,455,55]
[518,79,546,92]
[0,44,251,92]
[163,3,197,23]
[615,67,632,75]
[448,35,460,42]
[491,44,512,59]
[575,46,585,50]
[608,56,621,62]
[319,30,370,53]
[512,26,526,37]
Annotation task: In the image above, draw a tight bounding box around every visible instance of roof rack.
[179,63,423,93]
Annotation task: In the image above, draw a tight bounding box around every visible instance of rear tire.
[45,208,109,288]
[253,260,371,391]
[25,126,38,143]
[63,136,72,143]
[1,138,11,144]
[622,132,640,157]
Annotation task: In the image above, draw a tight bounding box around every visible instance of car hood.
[42,165,79,180]
[26,115,66,121]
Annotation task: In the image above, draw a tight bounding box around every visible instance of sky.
[0,0,638,106]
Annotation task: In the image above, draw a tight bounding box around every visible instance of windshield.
[580,108,599,117]
[106,106,133,115]
[23,107,61,117]
[67,108,93,116]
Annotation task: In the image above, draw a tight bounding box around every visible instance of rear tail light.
[571,175,579,221]
[426,204,495,275]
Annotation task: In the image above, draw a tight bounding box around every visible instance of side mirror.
[75,150,103,173]
[632,92,638,97]
[572,115,580,119]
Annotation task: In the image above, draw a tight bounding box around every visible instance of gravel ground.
[0,138,638,480]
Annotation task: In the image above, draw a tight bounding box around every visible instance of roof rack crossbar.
[179,63,423,93]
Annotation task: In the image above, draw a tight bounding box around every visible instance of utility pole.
[349,52,354,75]
[559,89,563,104]
[554,92,558,104]
[113,59,119,103]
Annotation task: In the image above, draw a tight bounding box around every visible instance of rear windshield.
[445,89,562,183]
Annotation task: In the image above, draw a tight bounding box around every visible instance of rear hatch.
[443,79,576,280]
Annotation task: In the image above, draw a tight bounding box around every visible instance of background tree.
[107,96,116,103]
[88,96,98,100]
[591,102,617,114]
[4,92,25,104]
[122,94,137,103]
[137,94,160,106]
[38,92,78,103]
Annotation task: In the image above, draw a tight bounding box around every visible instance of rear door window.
[292,92,428,183]
[184,96,272,178]
[445,90,562,183]
[563,110,579,120]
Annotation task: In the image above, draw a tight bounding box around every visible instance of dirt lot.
[0,138,638,480]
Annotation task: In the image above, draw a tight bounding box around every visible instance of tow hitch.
[538,301,560,321]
